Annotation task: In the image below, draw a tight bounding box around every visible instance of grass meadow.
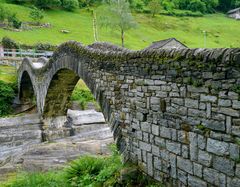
[0,1,239,49]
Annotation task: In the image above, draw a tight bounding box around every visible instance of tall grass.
[1,171,70,187]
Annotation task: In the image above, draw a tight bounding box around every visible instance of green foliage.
[97,0,137,47]
[34,0,62,9]
[161,9,203,17]
[7,13,22,29]
[34,43,57,51]
[2,36,19,49]
[0,80,15,117]
[71,81,96,110]
[188,0,207,13]
[62,0,79,11]
[2,171,69,187]
[148,0,162,17]
[0,2,240,49]
[217,0,240,12]
[64,144,122,187]
[29,7,44,25]
[0,4,7,22]
[2,144,164,187]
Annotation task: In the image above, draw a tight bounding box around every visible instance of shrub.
[29,7,44,25]
[65,144,122,187]
[187,0,207,13]
[34,43,57,51]
[0,81,15,117]
[7,13,22,29]
[161,9,203,17]
[2,37,19,49]
[62,0,79,11]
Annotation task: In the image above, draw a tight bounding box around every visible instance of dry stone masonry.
[18,41,240,187]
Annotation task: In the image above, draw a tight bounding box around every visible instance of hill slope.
[0,2,239,49]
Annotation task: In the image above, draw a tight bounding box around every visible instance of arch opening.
[19,71,36,111]
[43,69,80,117]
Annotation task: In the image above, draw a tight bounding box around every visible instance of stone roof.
[146,38,187,50]
[227,7,240,14]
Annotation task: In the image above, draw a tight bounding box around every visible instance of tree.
[34,0,61,9]
[62,0,79,11]
[187,0,207,13]
[29,7,44,25]
[98,0,137,47]
[148,0,161,17]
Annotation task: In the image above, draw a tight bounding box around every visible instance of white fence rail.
[0,48,53,58]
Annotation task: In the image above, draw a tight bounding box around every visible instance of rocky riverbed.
[0,110,113,181]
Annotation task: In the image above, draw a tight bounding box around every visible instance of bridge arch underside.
[43,69,80,117]
[19,71,35,105]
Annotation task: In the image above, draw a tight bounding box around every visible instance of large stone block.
[177,156,193,174]
[212,156,235,176]
[206,138,229,156]
[198,150,212,167]
[139,141,152,152]
[166,140,181,155]
[185,98,199,109]
[203,168,226,187]
[188,175,207,187]
[200,94,217,103]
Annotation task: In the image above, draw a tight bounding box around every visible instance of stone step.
[67,109,106,125]
[73,123,109,134]
[0,114,41,126]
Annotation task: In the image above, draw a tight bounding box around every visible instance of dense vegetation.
[0,66,16,117]
[4,0,240,13]
[1,145,163,187]
[0,80,16,117]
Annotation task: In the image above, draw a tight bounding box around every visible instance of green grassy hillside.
[0,1,239,49]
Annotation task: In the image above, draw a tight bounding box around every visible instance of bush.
[161,9,203,17]
[29,7,44,25]
[2,37,19,49]
[187,0,207,13]
[65,144,123,187]
[0,81,15,117]
[62,0,79,11]
[34,43,57,51]
[7,13,22,29]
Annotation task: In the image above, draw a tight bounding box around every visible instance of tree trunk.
[121,29,124,48]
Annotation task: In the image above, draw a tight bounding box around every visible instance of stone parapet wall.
[17,41,240,187]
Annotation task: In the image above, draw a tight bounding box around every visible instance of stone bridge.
[18,41,240,187]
